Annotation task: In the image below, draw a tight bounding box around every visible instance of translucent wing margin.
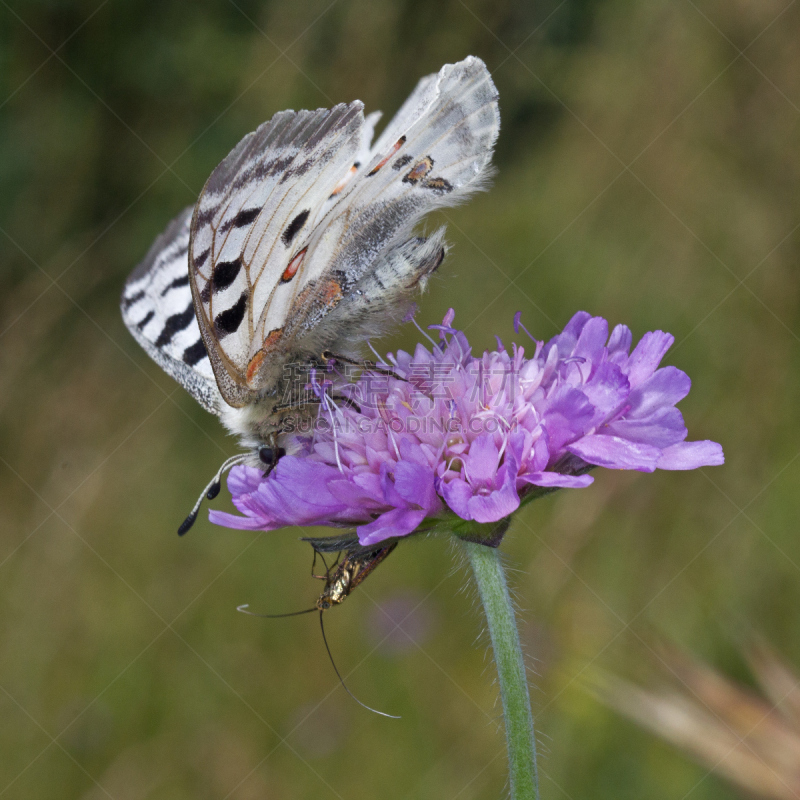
[121,208,223,414]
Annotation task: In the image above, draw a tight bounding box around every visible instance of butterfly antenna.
[178,454,248,536]
[237,604,318,618]
[318,610,400,720]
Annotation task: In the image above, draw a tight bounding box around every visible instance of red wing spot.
[329,164,359,198]
[367,135,407,177]
[320,279,343,309]
[246,328,284,386]
[281,247,307,283]
[403,156,434,185]
[246,351,265,385]
[263,328,284,351]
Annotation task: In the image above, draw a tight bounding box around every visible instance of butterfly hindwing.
[345,56,500,239]
[121,207,223,413]
[286,56,500,342]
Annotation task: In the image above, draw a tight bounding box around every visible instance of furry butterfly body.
[121,57,499,506]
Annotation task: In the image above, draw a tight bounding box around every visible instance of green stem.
[460,539,540,800]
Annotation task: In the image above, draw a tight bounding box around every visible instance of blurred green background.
[2,0,799,797]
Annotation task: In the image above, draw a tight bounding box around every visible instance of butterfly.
[121,56,500,532]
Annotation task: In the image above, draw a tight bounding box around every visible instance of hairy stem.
[460,539,539,800]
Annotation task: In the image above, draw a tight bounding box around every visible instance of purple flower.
[210,311,723,545]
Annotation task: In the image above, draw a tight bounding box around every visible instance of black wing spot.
[219,206,262,234]
[233,207,261,228]
[195,206,216,227]
[193,247,210,269]
[182,339,207,366]
[392,155,413,170]
[123,288,145,309]
[214,292,248,338]
[136,310,154,330]
[423,177,453,194]
[160,274,189,295]
[155,302,195,347]
[212,258,242,294]
[280,159,313,183]
[282,209,310,246]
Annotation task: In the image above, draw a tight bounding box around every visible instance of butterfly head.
[258,444,286,476]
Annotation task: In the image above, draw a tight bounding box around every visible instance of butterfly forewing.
[188,103,366,407]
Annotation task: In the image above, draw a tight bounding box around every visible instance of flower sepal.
[447,516,511,548]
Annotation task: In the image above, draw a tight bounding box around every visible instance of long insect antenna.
[318,611,400,720]
[236,604,317,619]
[178,454,248,536]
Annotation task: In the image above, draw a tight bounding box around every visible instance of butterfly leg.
[273,394,361,413]
[329,394,362,412]
[320,350,402,380]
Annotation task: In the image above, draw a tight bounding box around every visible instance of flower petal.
[208,510,274,530]
[464,434,501,486]
[326,478,384,509]
[607,324,632,360]
[394,460,440,513]
[656,441,725,470]
[605,407,687,448]
[228,465,265,496]
[441,478,474,520]
[541,387,594,454]
[624,331,674,387]
[357,507,428,545]
[568,434,662,471]
[213,310,722,537]
[520,472,594,488]
[583,362,630,419]
[574,316,609,369]
[466,481,520,523]
[625,367,691,418]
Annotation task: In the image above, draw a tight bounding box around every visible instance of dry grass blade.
[590,644,800,800]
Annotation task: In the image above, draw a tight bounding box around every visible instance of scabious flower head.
[210,311,724,545]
